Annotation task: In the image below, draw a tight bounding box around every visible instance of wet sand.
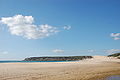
[0,56,120,80]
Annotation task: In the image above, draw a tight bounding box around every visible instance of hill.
[108,53,120,59]
[23,56,93,61]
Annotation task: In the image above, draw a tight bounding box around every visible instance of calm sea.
[0,60,72,63]
[98,75,120,80]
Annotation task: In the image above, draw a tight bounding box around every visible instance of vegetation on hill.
[108,53,120,57]
[108,53,120,59]
[23,56,93,61]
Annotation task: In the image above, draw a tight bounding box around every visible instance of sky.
[0,0,120,60]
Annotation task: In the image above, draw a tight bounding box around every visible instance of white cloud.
[105,49,120,54]
[52,49,64,53]
[63,25,71,30]
[110,33,120,40]
[0,15,59,39]
[2,51,8,54]
[0,51,8,54]
[87,50,95,53]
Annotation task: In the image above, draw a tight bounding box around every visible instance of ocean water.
[105,75,120,80]
[98,75,120,80]
[0,60,73,63]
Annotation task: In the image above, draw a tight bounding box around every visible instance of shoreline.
[0,56,120,80]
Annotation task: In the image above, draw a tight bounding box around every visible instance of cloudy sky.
[0,0,120,60]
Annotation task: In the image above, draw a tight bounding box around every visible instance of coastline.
[0,56,120,80]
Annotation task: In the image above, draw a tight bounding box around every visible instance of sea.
[0,60,72,63]
[98,75,120,80]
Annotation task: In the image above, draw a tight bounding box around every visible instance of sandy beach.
[0,56,120,80]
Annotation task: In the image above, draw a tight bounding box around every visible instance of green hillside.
[108,53,120,59]
[23,56,93,61]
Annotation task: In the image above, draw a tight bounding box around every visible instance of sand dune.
[0,56,120,80]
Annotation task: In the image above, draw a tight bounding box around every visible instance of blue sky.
[0,0,120,60]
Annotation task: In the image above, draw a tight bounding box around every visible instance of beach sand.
[0,56,120,80]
